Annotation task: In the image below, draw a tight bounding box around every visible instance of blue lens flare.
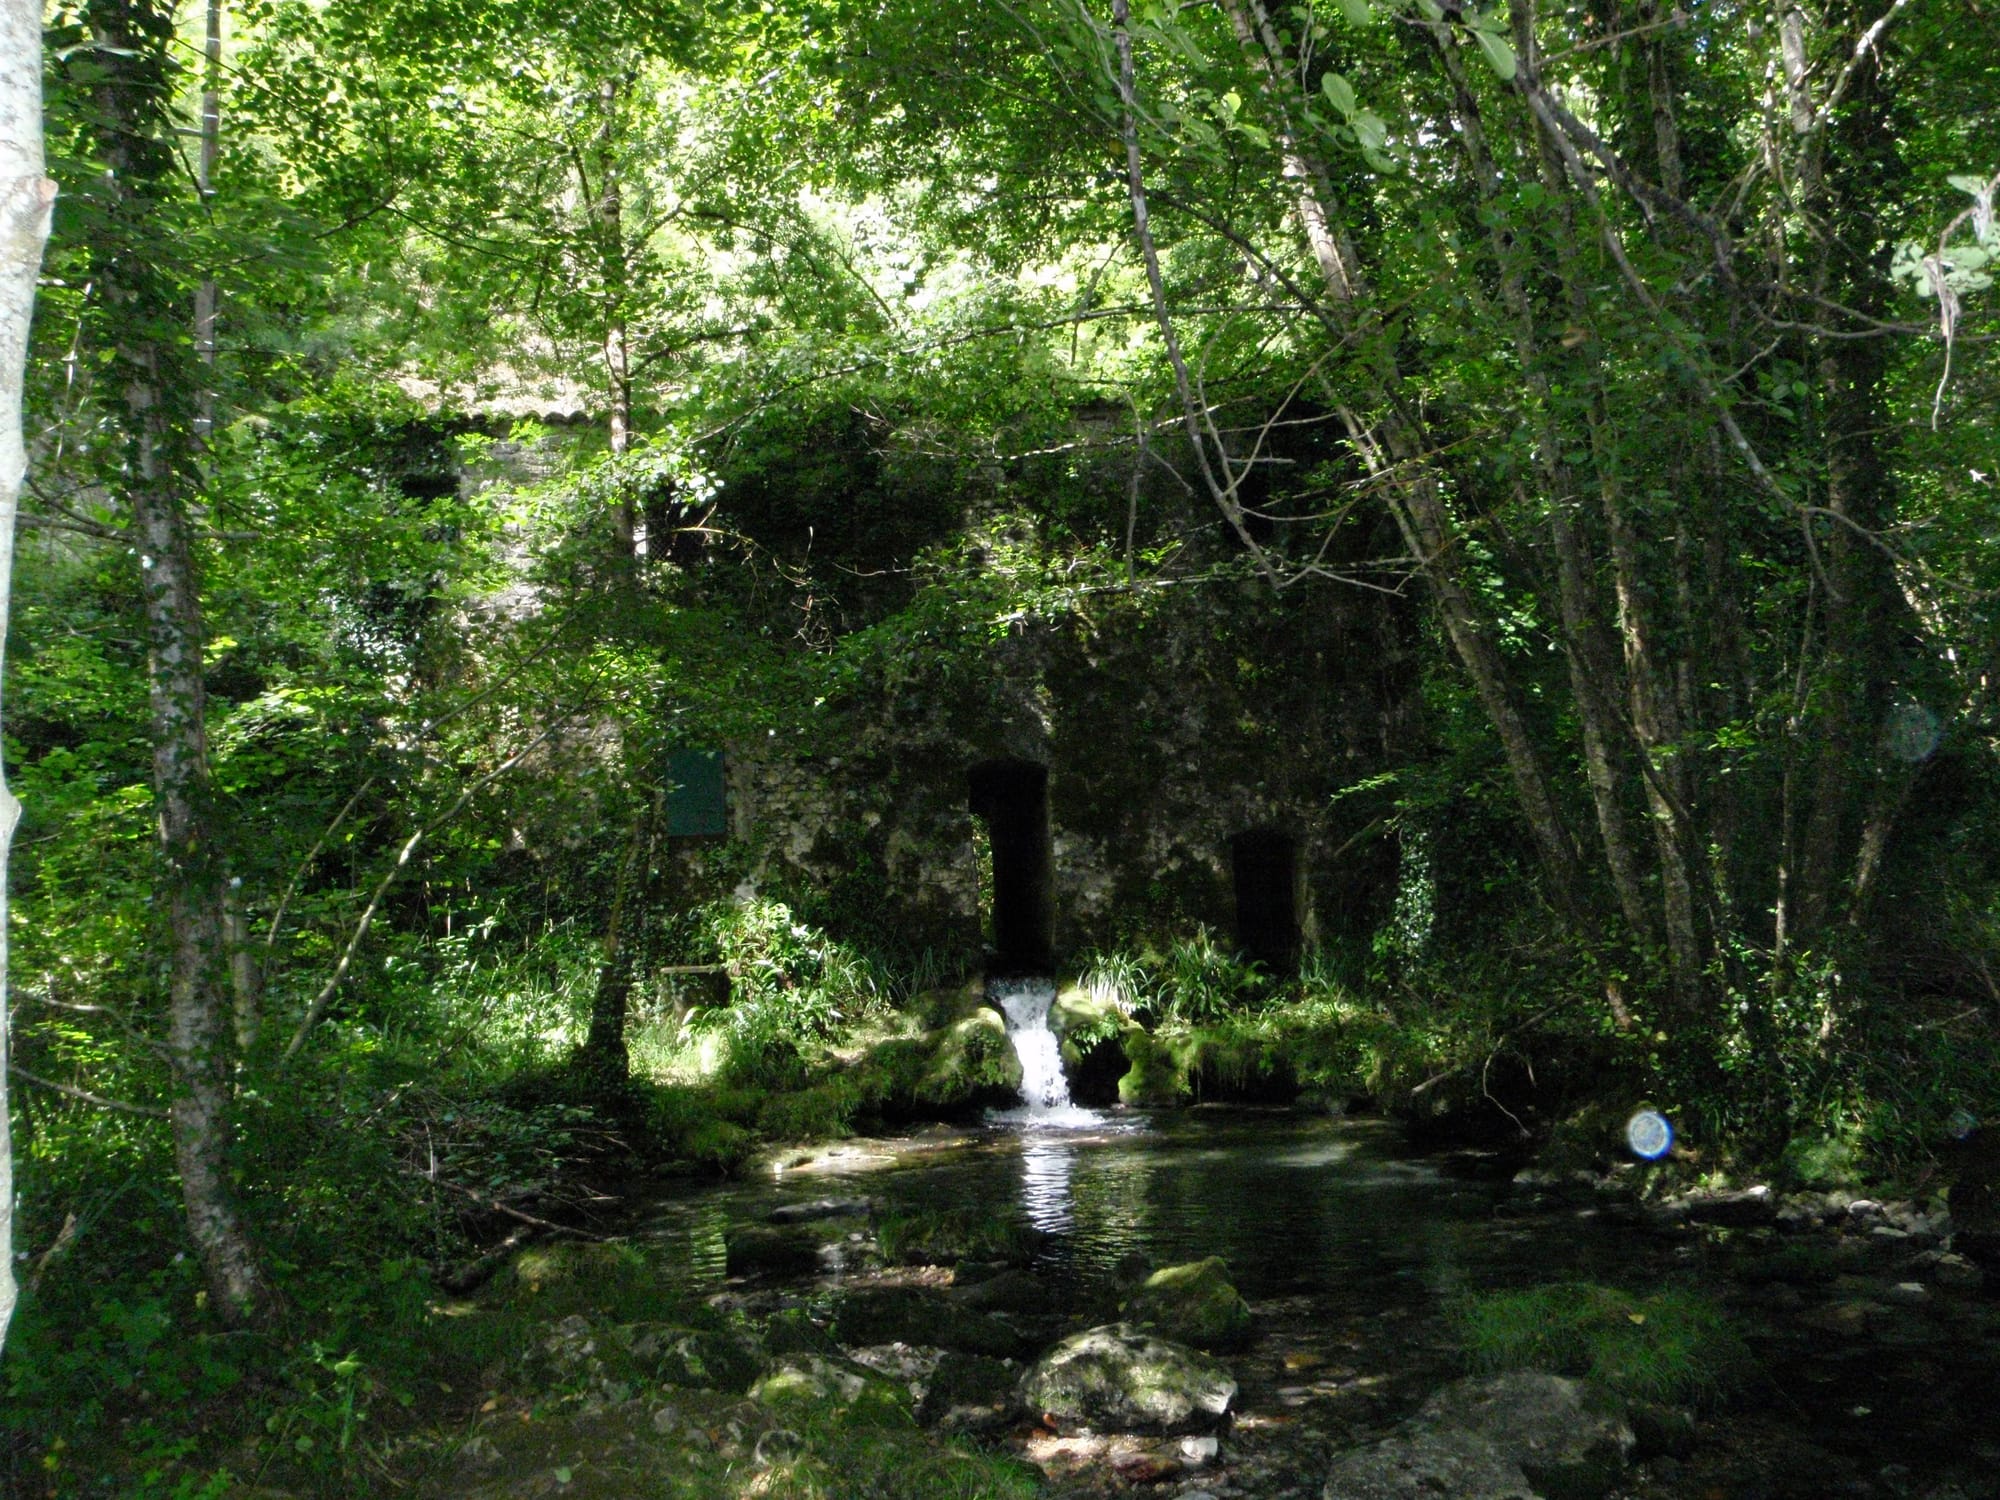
[1626,1109,1673,1160]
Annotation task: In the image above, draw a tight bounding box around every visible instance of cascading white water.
[990,977,1099,1126]
[994,977,1068,1110]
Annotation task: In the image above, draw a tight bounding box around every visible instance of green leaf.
[1321,71,1357,116]
[1948,174,1991,196]
[1337,0,1375,24]
[1473,28,1518,81]
[1353,110,1389,153]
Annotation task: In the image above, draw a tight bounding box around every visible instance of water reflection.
[1019,1135,1079,1234]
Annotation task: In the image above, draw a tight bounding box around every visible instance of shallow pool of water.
[629,1110,2000,1500]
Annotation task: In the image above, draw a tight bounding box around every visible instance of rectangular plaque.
[665,749,726,837]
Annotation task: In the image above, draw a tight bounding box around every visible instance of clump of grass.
[875,1208,1038,1267]
[1453,1281,1748,1405]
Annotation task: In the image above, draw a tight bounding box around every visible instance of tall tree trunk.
[0,0,57,1356]
[1789,2,1910,956]
[86,0,270,1325]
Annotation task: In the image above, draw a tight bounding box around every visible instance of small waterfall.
[991,977,1098,1125]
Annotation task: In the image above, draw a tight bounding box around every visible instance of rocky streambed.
[382,1114,2000,1500]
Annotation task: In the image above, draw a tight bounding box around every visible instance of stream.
[618,1107,2000,1500]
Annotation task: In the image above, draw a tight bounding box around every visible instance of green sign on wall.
[666,749,727,837]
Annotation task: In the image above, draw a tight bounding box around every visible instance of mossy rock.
[920,1010,1023,1107]
[1535,1102,1634,1177]
[1120,1256,1253,1350]
[524,1312,649,1399]
[617,1321,765,1393]
[918,1351,1022,1433]
[1051,986,1126,1043]
[1118,1030,1188,1107]
[750,1353,910,1427]
[676,1117,755,1174]
[764,1307,844,1358]
[850,1010,1022,1120]
[1020,1322,1237,1434]
[910,977,990,1029]
[1415,1372,1634,1500]
[1169,1028,1295,1104]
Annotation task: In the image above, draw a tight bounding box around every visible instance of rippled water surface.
[637,1111,1628,1310]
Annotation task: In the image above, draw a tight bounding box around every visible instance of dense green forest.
[1,0,1998,1495]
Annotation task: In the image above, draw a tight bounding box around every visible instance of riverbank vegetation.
[3,0,1998,1493]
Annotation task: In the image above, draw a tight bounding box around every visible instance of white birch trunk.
[0,0,55,1355]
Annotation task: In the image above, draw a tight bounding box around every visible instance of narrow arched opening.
[968,760,1054,973]
[1231,827,1301,975]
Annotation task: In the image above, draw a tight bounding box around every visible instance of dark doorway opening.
[969,760,1054,973]
[1232,828,1301,975]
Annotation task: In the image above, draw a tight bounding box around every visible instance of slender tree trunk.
[593,74,636,556]
[224,884,260,1052]
[582,783,665,1085]
[1432,30,1657,960]
[0,0,57,1356]
[86,0,270,1325]
[191,0,219,442]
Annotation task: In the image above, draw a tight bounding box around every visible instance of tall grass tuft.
[1453,1281,1749,1406]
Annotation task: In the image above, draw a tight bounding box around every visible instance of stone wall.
[721,572,1417,971]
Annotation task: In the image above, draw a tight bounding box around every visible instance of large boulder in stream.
[1324,1372,1633,1500]
[1120,1256,1253,1349]
[1418,1372,1633,1499]
[1020,1322,1237,1434]
[1323,1426,1539,1500]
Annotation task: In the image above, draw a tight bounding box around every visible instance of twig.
[263,775,377,950]
[428,1176,616,1241]
[8,1065,169,1118]
[28,1213,79,1293]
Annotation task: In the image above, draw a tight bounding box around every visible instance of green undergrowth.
[1453,1281,1749,1406]
[1094,959,1487,1112]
